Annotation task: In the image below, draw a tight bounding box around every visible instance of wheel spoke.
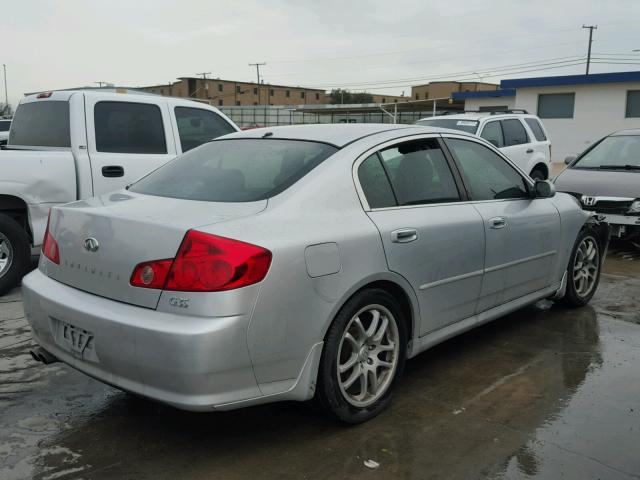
[344,332,359,350]
[365,309,380,338]
[372,316,389,343]
[339,353,358,373]
[355,371,369,401]
[368,368,379,394]
[378,359,393,369]
[342,366,361,389]
[353,317,367,341]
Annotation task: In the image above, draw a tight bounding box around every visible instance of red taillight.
[130,231,272,292]
[41,212,60,264]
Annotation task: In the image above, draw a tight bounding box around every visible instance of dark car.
[554,129,640,241]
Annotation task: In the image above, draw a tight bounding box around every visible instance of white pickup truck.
[0,89,239,294]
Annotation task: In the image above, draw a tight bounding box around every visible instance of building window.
[253,102,258,106]
[315,93,320,100]
[625,90,640,117]
[286,90,290,98]
[382,98,386,103]
[394,99,398,103]
[236,85,241,94]
[537,93,575,118]
[253,87,258,95]
[218,84,223,92]
[218,99,223,106]
[269,89,274,96]
[235,101,241,106]
[415,93,420,100]
[301,91,305,99]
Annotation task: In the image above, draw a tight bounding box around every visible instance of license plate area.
[50,317,98,362]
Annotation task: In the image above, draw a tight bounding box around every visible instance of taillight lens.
[130,231,272,292]
[41,212,60,264]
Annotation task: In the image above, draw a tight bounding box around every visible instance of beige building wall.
[411,81,499,100]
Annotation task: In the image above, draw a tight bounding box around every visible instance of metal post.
[582,25,598,75]
[394,103,397,124]
[433,99,436,116]
[2,64,7,109]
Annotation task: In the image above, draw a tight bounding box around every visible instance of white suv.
[416,111,552,180]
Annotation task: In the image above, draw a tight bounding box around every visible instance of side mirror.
[564,155,576,165]
[534,180,555,198]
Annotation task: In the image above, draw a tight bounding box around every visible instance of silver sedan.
[23,124,609,423]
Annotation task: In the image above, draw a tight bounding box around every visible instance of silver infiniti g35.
[23,124,609,423]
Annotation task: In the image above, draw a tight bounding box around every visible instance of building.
[369,94,409,104]
[411,81,499,101]
[140,77,328,107]
[453,71,640,162]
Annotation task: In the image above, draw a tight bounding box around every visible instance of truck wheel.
[559,229,602,308]
[316,288,407,423]
[0,213,31,296]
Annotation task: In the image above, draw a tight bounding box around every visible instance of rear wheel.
[560,230,601,308]
[316,289,407,423]
[0,213,30,296]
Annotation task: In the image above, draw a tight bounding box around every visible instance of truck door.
[84,95,177,196]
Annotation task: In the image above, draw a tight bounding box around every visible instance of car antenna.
[262,131,273,138]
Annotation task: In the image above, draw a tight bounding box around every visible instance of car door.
[443,136,561,312]
[84,95,178,196]
[357,136,486,336]
[499,118,531,173]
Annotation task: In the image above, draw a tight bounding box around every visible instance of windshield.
[0,121,10,132]
[415,118,479,134]
[130,139,338,202]
[8,101,71,147]
[573,135,640,169]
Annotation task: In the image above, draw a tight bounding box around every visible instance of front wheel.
[0,213,31,296]
[559,230,602,308]
[316,289,407,423]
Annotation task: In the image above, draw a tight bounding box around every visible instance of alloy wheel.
[336,304,400,408]
[573,236,599,298]
[0,232,13,279]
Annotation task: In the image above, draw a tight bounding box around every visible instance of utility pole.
[2,64,7,109]
[582,25,598,75]
[249,62,266,104]
[94,81,108,88]
[196,72,211,98]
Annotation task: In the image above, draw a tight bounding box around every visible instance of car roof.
[418,112,538,122]
[219,124,462,147]
[610,128,640,136]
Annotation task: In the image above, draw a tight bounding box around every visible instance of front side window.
[501,119,529,146]
[94,101,166,154]
[9,101,70,147]
[175,107,236,152]
[626,90,640,118]
[378,138,460,206]
[537,93,575,119]
[480,121,504,148]
[130,139,337,202]
[524,118,547,141]
[446,138,529,201]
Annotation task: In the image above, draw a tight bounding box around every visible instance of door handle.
[391,228,418,243]
[489,217,506,229]
[102,165,125,178]
[526,148,534,153]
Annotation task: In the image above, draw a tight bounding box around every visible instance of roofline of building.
[451,88,516,100]
[412,80,499,88]
[175,77,327,92]
[500,70,640,89]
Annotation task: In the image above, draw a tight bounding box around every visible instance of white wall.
[514,82,640,162]
[464,97,516,111]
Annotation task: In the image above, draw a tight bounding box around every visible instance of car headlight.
[629,200,640,213]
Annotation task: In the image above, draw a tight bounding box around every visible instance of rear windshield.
[0,121,10,132]
[8,101,71,147]
[130,139,338,202]
[415,118,479,134]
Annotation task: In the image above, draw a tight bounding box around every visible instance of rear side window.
[174,107,236,152]
[501,119,529,146]
[130,139,337,202]
[524,118,547,141]
[480,121,504,148]
[95,102,167,154]
[8,101,70,147]
[378,139,460,206]
[358,154,396,208]
[0,121,10,132]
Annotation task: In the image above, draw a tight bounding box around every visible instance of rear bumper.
[22,269,263,411]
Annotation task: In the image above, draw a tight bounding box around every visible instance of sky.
[2,0,640,107]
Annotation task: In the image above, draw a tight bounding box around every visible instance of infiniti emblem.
[84,237,99,253]
[582,196,597,207]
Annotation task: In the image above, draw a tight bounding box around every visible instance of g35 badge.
[169,297,190,308]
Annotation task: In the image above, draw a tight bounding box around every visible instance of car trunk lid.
[42,191,267,309]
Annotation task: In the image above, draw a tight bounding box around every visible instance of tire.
[0,213,31,296]
[530,168,546,181]
[316,288,407,424]
[559,229,602,308]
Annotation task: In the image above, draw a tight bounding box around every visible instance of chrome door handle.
[489,217,506,229]
[391,228,418,243]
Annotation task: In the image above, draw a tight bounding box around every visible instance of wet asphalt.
[1,247,639,480]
